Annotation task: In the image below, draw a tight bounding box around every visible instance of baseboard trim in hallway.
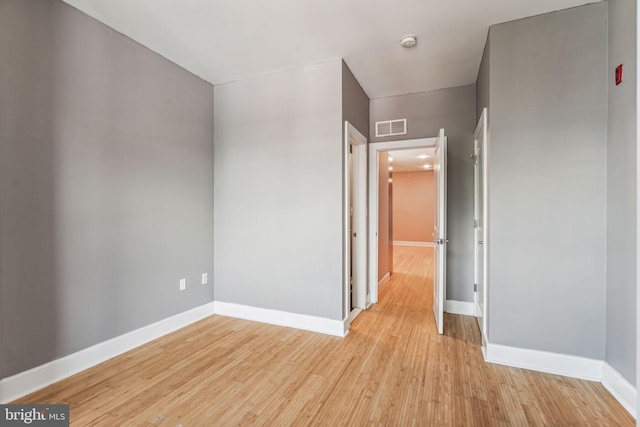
[0,302,216,404]
[378,272,391,288]
[392,240,434,247]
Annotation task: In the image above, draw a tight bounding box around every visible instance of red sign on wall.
[615,64,623,85]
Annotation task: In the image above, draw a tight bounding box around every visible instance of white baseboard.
[4,298,633,421]
[602,362,637,418]
[0,302,216,404]
[444,300,474,316]
[378,272,391,288]
[484,344,637,419]
[484,343,603,381]
[0,300,347,404]
[393,241,434,247]
[213,301,347,338]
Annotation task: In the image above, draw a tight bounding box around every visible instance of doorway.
[368,131,447,333]
[387,147,436,249]
[344,121,367,326]
[378,147,436,296]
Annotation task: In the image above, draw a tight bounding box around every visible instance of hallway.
[15,246,633,426]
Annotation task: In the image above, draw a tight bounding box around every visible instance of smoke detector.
[400,34,417,48]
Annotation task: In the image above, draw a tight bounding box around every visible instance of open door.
[345,121,367,325]
[433,129,447,335]
[474,109,488,347]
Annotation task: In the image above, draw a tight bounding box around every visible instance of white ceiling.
[62,0,597,99]
[389,148,436,173]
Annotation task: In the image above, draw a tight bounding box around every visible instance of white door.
[473,109,488,343]
[433,129,447,335]
[344,122,367,324]
[349,149,356,311]
[351,141,367,311]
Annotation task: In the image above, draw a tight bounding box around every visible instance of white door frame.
[368,136,439,304]
[344,122,367,325]
[473,108,490,351]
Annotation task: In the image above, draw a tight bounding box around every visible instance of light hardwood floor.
[15,246,634,426]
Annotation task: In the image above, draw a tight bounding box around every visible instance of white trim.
[484,114,490,353]
[392,241,434,247]
[444,300,474,316]
[0,302,216,403]
[378,272,391,288]
[226,305,640,420]
[602,362,637,418]
[433,130,447,335]
[473,108,490,353]
[3,297,635,419]
[485,343,602,381]
[344,121,368,321]
[347,308,362,327]
[369,137,439,306]
[213,301,347,338]
[481,343,637,418]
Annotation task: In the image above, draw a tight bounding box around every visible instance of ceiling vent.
[375,119,407,137]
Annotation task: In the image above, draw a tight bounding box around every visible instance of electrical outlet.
[201,273,208,285]
[179,278,186,291]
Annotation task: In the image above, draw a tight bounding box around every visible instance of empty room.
[0,0,638,425]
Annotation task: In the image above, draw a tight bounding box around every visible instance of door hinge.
[474,283,478,292]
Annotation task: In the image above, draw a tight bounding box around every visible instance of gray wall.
[370,85,477,302]
[342,61,370,139]
[606,0,637,383]
[0,0,215,378]
[213,59,344,320]
[342,60,370,307]
[487,3,608,359]
[476,36,490,124]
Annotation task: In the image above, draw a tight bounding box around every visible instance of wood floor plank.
[13,246,634,426]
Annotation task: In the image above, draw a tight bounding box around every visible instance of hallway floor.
[16,246,634,426]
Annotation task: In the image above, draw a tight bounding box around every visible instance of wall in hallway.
[392,171,434,243]
[378,153,391,281]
